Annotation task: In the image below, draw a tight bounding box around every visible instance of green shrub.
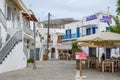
[70,53,75,59]
[27,59,34,63]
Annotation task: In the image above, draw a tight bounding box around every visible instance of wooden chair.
[104,59,112,72]
[96,59,102,71]
[114,60,119,72]
[90,57,96,68]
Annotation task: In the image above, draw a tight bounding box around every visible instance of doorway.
[89,48,96,57]
[106,48,111,58]
[51,47,55,58]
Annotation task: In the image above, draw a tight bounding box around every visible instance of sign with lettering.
[86,15,97,21]
[100,16,112,23]
[75,52,87,59]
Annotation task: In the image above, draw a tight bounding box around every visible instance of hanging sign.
[86,15,97,21]
[75,52,87,59]
[100,16,112,23]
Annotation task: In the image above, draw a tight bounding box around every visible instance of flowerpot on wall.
[27,59,34,67]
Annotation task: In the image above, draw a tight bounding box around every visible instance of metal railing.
[23,24,34,37]
[0,8,7,30]
[0,30,22,64]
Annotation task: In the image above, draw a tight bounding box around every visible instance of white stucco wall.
[0,42,27,73]
[0,23,7,45]
[0,0,6,15]
[39,27,65,59]
[0,0,7,46]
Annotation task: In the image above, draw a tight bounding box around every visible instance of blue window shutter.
[92,27,96,34]
[106,48,111,58]
[86,28,88,35]
[86,28,90,35]
[76,27,80,37]
[69,29,71,38]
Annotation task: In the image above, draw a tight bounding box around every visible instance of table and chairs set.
[85,56,120,72]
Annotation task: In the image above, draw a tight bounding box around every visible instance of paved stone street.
[0,60,120,80]
[80,69,120,80]
[0,60,76,80]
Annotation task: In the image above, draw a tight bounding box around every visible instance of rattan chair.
[96,59,102,71]
[104,59,112,72]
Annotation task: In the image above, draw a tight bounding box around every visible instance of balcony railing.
[0,9,7,30]
[48,39,53,43]
[57,40,62,43]
[23,24,34,37]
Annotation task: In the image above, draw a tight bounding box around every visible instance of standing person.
[101,52,105,62]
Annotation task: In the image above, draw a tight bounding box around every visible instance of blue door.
[106,48,111,58]
[76,27,80,37]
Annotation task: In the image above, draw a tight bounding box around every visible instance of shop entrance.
[89,48,96,57]
[51,47,55,58]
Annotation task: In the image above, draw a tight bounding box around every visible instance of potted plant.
[43,49,49,60]
[27,58,34,67]
[70,53,75,60]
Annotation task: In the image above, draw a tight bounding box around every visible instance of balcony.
[48,39,53,43]
[23,24,34,37]
[71,33,77,38]
[57,40,62,43]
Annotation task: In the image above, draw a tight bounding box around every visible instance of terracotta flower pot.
[43,55,49,60]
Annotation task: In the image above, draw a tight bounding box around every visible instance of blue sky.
[22,0,117,21]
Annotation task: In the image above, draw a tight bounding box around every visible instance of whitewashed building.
[0,0,40,73]
[61,11,120,59]
[40,18,77,59]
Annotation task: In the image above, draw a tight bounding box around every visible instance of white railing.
[0,31,22,64]
[0,9,7,30]
[23,24,34,37]
[23,47,28,59]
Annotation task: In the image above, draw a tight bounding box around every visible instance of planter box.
[27,63,33,67]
